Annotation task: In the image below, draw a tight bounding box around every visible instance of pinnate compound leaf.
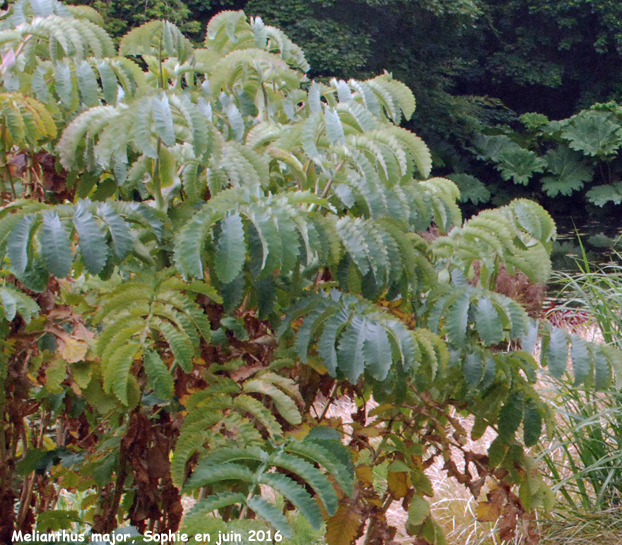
[214,213,246,283]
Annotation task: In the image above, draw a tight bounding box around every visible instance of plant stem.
[153,139,165,210]
[317,382,338,423]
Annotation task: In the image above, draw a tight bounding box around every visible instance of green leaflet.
[7,215,35,274]
[104,341,140,404]
[521,320,539,355]
[336,315,367,382]
[97,203,132,260]
[243,378,301,425]
[73,201,108,274]
[523,397,542,447]
[41,212,72,277]
[463,351,483,389]
[246,497,292,538]
[325,108,346,145]
[268,451,338,515]
[446,291,470,348]
[184,462,255,490]
[571,334,590,386]
[151,94,176,147]
[498,391,524,442]
[318,307,350,376]
[97,61,118,104]
[284,440,353,497]
[186,493,247,519]
[0,289,17,322]
[512,199,556,242]
[0,286,39,324]
[225,102,245,142]
[144,350,173,399]
[75,60,98,106]
[259,473,323,528]
[54,60,75,107]
[133,97,158,158]
[481,355,496,389]
[214,213,246,283]
[546,326,569,379]
[593,347,611,390]
[362,320,392,381]
[475,298,503,346]
[155,317,194,372]
[233,395,282,437]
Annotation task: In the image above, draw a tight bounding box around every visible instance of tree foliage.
[0,3,619,544]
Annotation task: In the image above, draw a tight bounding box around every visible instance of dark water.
[551,217,622,272]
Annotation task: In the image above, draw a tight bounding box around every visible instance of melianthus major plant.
[0,1,621,544]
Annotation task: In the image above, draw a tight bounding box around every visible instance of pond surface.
[552,217,622,272]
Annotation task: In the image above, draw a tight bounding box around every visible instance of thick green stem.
[153,139,165,210]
